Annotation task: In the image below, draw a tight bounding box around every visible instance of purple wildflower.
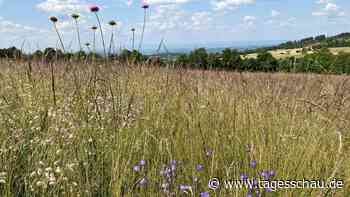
[133,165,141,172]
[269,170,276,177]
[179,185,192,193]
[250,160,257,169]
[170,160,177,171]
[241,174,249,182]
[252,178,259,188]
[196,164,204,172]
[261,171,270,180]
[171,160,177,166]
[200,191,210,197]
[139,160,146,166]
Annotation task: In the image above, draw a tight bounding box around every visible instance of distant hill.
[243,32,350,54]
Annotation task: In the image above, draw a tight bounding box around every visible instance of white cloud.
[212,0,255,11]
[271,10,280,17]
[312,1,345,17]
[147,0,193,5]
[242,15,256,26]
[279,17,296,27]
[325,3,338,11]
[0,19,38,34]
[191,12,212,30]
[316,0,331,4]
[36,0,89,14]
[145,4,213,33]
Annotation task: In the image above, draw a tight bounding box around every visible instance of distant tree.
[332,52,350,74]
[188,48,208,69]
[129,50,146,63]
[119,49,132,62]
[221,49,242,70]
[175,54,189,68]
[207,53,222,69]
[256,52,278,71]
[241,58,259,71]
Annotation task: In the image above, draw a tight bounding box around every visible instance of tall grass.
[0,60,349,196]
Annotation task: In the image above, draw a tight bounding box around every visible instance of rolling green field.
[243,47,350,59]
[0,60,349,196]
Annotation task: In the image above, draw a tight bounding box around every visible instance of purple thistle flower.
[200,191,210,197]
[141,0,149,9]
[90,5,100,12]
[196,164,204,172]
[269,170,276,177]
[250,160,257,169]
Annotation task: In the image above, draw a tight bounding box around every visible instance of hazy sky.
[0,0,349,51]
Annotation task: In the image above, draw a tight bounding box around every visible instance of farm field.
[243,47,350,59]
[0,61,349,196]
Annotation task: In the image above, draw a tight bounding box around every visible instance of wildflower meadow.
[0,1,349,197]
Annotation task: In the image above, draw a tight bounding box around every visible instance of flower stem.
[95,13,107,60]
[74,19,82,52]
[138,8,147,52]
[53,23,65,53]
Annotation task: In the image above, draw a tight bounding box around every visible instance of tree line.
[0,46,350,74]
[174,48,350,74]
